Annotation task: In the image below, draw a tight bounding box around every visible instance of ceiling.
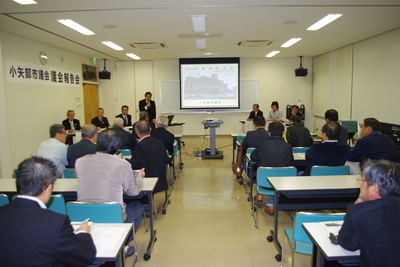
[1,0,400,61]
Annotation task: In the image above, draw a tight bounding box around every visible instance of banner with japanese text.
[6,59,82,87]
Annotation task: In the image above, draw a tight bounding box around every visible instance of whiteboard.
[160,79,258,113]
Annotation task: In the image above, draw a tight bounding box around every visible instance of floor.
[129,135,311,267]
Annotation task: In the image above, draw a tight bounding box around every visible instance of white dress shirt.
[37,138,68,178]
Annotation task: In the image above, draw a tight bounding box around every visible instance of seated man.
[128,121,171,194]
[339,159,400,267]
[325,109,348,144]
[290,105,302,118]
[115,105,132,127]
[62,110,81,133]
[303,121,350,176]
[112,118,137,153]
[151,116,175,156]
[0,156,96,266]
[67,123,97,168]
[250,122,293,215]
[347,118,398,174]
[286,115,314,147]
[91,108,110,129]
[133,111,156,138]
[75,129,144,257]
[242,115,269,154]
[247,104,263,121]
[37,124,68,178]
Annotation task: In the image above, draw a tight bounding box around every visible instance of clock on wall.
[39,51,48,65]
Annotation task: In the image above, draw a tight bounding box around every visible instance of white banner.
[6,59,82,87]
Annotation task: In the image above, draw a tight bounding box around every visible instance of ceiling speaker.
[99,71,111,79]
[295,68,308,77]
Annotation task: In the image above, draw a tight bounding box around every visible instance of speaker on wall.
[99,71,111,79]
[295,68,308,77]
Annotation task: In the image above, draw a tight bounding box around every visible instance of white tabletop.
[302,222,360,258]
[246,152,306,161]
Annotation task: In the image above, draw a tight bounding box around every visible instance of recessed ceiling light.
[103,25,118,29]
[266,51,280,58]
[183,53,222,56]
[126,53,141,60]
[283,20,298,25]
[195,39,207,49]
[13,0,37,4]
[307,14,343,31]
[58,19,95,35]
[178,33,222,38]
[102,41,124,51]
[281,38,302,48]
[191,15,206,32]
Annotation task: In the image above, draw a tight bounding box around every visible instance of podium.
[201,120,224,159]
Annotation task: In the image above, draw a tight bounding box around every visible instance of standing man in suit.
[112,118,137,153]
[91,108,110,129]
[151,116,175,156]
[67,123,98,168]
[0,156,96,266]
[247,104,263,121]
[242,115,269,154]
[339,159,400,267]
[116,105,132,127]
[325,109,348,144]
[139,92,156,121]
[62,110,81,133]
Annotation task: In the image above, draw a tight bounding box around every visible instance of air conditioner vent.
[128,42,167,49]
[236,40,273,47]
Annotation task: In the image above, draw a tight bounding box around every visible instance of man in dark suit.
[339,159,400,267]
[112,118,137,153]
[325,109,348,144]
[247,103,263,121]
[303,121,350,176]
[0,156,96,266]
[132,111,156,139]
[91,107,110,129]
[139,92,156,121]
[290,105,303,119]
[128,121,171,194]
[242,115,269,154]
[286,115,314,147]
[151,116,175,156]
[62,110,81,132]
[67,123,97,168]
[115,105,132,127]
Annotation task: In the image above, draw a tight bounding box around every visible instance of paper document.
[321,221,343,236]
[91,227,126,251]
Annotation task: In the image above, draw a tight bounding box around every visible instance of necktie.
[124,116,128,126]
[99,118,103,126]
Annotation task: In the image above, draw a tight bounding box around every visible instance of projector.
[205,118,218,123]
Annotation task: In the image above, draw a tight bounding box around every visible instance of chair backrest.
[64,168,76,179]
[340,120,358,133]
[0,194,9,206]
[292,147,309,153]
[117,149,132,156]
[47,195,66,214]
[257,167,297,188]
[293,212,345,245]
[246,147,256,154]
[66,202,123,223]
[236,136,245,142]
[310,165,349,176]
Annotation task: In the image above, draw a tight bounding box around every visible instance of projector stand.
[201,121,224,159]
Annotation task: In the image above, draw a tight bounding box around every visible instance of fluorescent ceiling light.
[126,53,141,60]
[178,33,222,39]
[183,53,222,56]
[13,0,37,4]
[307,14,343,31]
[58,19,95,35]
[102,41,124,51]
[195,39,207,49]
[191,15,206,32]
[281,38,302,48]
[266,51,280,58]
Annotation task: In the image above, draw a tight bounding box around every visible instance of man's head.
[97,108,105,118]
[145,92,152,102]
[321,121,341,141]
[139,111,149,121]
[135,120,151,138]
[268,122,284,137]
[157,116,169,128]
[271,101,279,111]
[289,115,302,124]
[361,118,380,137]
[360,159,400,201]
[66,110,75,121]
[252,104,259,112]
[113,118,124,128]
[49,124,67,143]
[16,156,57,203]
[121,105,129,115]
[81,124,98,142]
[253,116,266,128]
[96,129,121,154]
[324,109,339,122]
[291,105,299,115]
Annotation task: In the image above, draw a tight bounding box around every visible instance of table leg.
[176,137,184,170]
[269,191,282,261]
[232,136,236,164]
[144,191,157,261]
[114,249,125,267]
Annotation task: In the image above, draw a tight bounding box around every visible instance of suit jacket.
[132,120,156,139]
[286,122,314,147]
[115,113,132,127]
[339,196,400,267]
[338,124,348,144]
[251,136,293,167]
[151,127,175,156]
[112,126,137,153]
[347,131,398,163]
[247,110,263,120]
[91,116,110,128]
[138,99,156,121]
[303,141,350,176]
[67,138,97,168]
[128,136,171,193]
[242,128,269,154]
[0,198,96,267]
[62,118,81,131]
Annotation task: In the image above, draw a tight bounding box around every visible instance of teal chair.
[64,168,76,178]
[310,165,349,176]
[243,147,256,186]
[0,194,9,206]
[47,195,67,214]
[283,212,345,267]
[340,120,358,145]
[252,167,297,228]
[117,149,132,157]
[292,147,309,153]
[66,202,123,223]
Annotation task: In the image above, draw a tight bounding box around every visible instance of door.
[83,84,99,124]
